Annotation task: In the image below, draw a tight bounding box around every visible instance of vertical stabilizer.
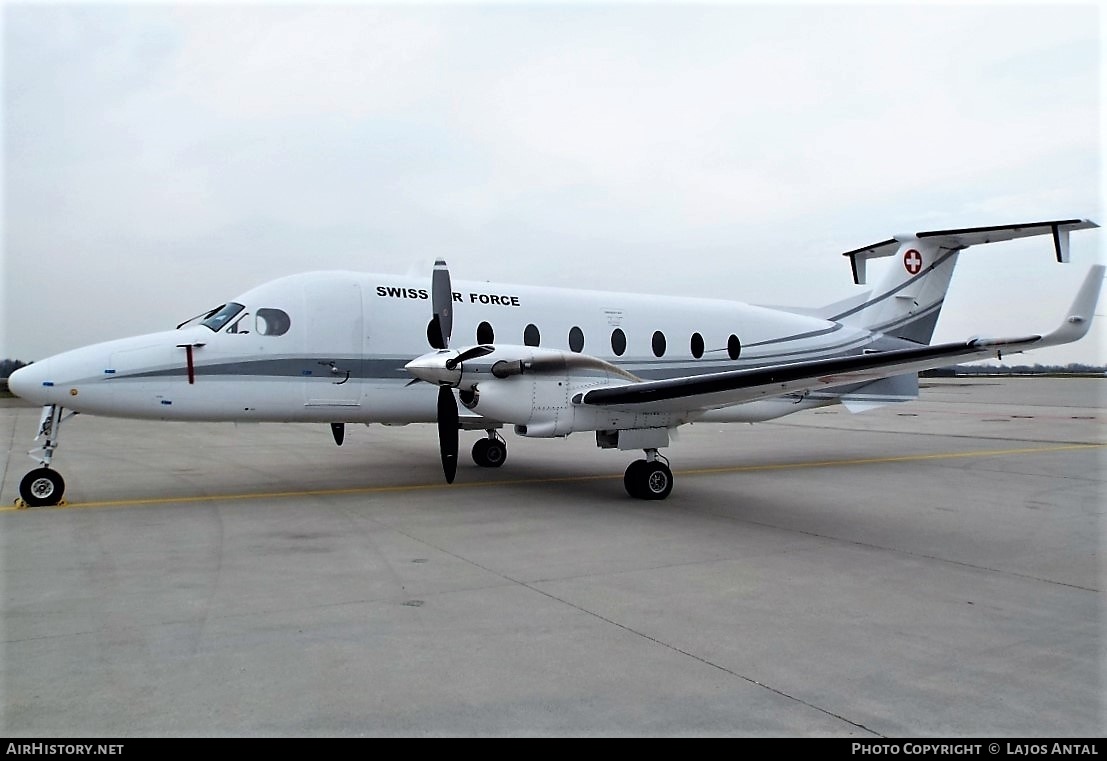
[832,239,960,344]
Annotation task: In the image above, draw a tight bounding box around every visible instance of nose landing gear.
[16,405,73,507]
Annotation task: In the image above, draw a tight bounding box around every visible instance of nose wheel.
[19,468,66,507]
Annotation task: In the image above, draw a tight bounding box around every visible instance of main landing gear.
[472,430,508,468]
[623,449,673,500]
[17,405,74,507]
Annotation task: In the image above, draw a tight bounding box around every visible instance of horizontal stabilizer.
[842,219,1097,284]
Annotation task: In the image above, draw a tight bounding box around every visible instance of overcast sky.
[2,2,1102,366]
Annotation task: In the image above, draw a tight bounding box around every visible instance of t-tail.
[827,219,1099,345]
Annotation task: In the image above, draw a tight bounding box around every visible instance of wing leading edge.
[576,265,1104,414]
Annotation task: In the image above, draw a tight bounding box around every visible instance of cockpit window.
[198,303,245,332]
[225,312,250,334]
[256,308,291,336]
[179,303,288,336]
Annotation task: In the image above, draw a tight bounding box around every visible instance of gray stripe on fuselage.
[111,356,630,383]
[114,357,411,381]
[868,299,943,333]
[104,331,912,387]
[871,304,944,345]
[740,322,844,348]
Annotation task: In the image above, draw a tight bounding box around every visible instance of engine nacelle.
[453,345,642,436]
[407,344,693,436]
[468,365,691,438]
[468,374,575,437]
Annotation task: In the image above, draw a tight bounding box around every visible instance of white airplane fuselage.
[9,218,1101,505]
[12,270,877,426]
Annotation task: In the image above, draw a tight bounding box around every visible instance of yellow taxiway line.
[3,442,1103,512]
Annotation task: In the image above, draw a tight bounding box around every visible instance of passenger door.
[303,278,364,408]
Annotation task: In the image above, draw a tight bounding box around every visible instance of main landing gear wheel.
[472,437,507,468]
[19,468,65,507]
[624,460,673,500]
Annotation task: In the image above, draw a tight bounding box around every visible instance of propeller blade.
[445,344,494,370]
[437,386,459,484]
[427,317,445,350]
[431,259,453,350]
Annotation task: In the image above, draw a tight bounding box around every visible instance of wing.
[577,265,1103,414]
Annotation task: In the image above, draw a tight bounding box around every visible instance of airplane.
[7,219,1102,507]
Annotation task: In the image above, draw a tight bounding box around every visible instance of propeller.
[414,261,501,483]
[429,259,459,483]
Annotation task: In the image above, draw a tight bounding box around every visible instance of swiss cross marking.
[903,249,923,275]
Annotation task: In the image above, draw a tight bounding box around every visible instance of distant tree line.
[924,363,1105,377]
[0,359,28,379]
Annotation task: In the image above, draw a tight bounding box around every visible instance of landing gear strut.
[18,405,74,507]
[624,449,673,500]
[472,430,508,468]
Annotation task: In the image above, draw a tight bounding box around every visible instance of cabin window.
[524,324,541,347]
[652,331,666,357]
[690,332,704,359]
[477,321,494,344]
[256,309,291,336]
[569,326,585,353]
[611,328,626,357]
[728,334,742,360]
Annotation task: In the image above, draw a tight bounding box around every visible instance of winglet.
[1035,264,1104,349]
[1052,224,1071,263]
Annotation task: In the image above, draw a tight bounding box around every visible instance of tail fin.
[829,219,1098,344]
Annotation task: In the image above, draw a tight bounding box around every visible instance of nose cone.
[405,351,462,387]
[7,361,51,403]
